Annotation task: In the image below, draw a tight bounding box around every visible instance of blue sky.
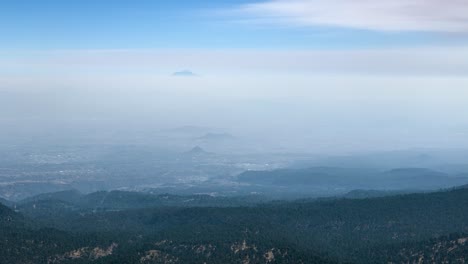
[1,0,468,76]
[1,0,463,50]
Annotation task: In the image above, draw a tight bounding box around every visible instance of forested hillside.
[1,187,468,263]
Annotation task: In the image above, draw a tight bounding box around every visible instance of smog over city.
[2,1,468,263]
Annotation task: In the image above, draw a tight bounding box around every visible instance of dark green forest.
[1,187,468,263]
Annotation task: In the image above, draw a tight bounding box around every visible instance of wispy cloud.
[237,0,468,32]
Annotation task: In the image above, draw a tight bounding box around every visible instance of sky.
[1,0,468,153]
[1,0,468,50]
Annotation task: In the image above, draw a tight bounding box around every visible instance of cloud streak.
[238,0,468,32]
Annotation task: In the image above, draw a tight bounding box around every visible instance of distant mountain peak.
[173,70,196,77]
[185,146,209,156]
[196,133,236,141]
[385,168,443,175]
[190,146,205,152]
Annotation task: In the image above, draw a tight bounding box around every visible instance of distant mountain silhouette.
[382,168,447,179]
[20,189,83,205]
[183,146,211,156]
[0,202,12,216]
[0,201,22,224]
[237,167,468,191]
[163,126,214,137]
[173,70,196,77]
[342,189,414,199]
[0,197,12,207]
[196,133,236,141]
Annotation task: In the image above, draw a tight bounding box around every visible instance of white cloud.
[238,0,468,32]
